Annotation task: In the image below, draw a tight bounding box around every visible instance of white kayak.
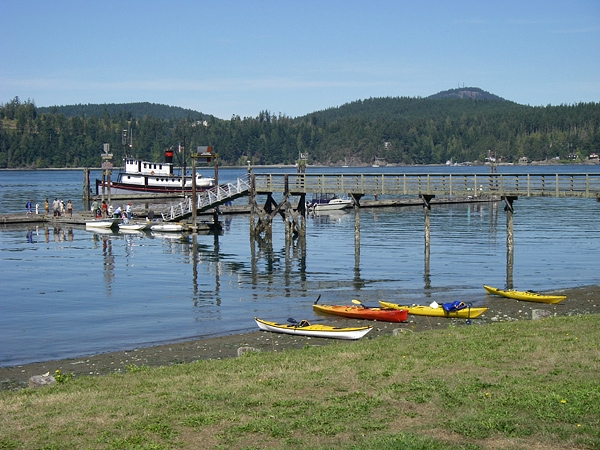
[254,317,372,340]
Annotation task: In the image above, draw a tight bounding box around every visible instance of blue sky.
[1,0,598,119]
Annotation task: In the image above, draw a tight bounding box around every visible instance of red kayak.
[313,303,408,323]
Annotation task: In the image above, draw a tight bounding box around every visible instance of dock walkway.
[0,197,494,227]
[253,172,600,198]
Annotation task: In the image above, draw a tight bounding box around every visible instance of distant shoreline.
[1,161,598,171]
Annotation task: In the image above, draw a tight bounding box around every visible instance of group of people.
[90,199,132,220]
[30,198,73,218]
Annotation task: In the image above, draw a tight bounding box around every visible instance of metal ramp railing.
[160,175,251,221]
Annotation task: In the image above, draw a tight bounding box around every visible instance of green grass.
[1,315,599,449]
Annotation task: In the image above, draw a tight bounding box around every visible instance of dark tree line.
[1,95,599,169]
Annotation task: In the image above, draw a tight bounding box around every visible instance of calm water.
[1,165,599,367]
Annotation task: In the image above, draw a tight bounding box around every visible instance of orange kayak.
[312,303,408,322]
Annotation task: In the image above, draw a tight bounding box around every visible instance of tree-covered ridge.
[37,102,214,121]
[1,94,599,169]
[297,96,524,126]
[427,87,507,101]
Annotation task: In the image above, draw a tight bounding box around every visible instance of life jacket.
[442,301,467,313]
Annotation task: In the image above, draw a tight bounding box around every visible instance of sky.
[1,0,598,119]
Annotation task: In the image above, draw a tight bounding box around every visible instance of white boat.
[254,318,372,340]
[95,148,215,195]
[308,194,353,211]
[118,222,149,232]
[85,218,120,229]
[150,223,185,232]
[372,157,386,168]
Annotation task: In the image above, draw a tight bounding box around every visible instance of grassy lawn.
[1,314,599,449]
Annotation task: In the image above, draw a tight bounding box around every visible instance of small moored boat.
[308,193,353,211]
[483,285,566,304]
[85,218,120,229]
[312,301,408,323]
[379,301,487,318]
[254,317,372,340]
[118,222,148,231]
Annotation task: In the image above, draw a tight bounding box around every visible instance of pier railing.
[161,175,251,221]
[253,173,600,199]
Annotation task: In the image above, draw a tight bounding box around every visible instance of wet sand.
[2,285,599,390]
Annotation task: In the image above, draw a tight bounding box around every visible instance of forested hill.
[37,102,212,121]
[298,90,522,124]
[1,92,599,169]
[427,87,507,101]
[35,87,510,123]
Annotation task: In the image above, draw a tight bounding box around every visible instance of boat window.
[159,165,162,170]
[143,163,147,169]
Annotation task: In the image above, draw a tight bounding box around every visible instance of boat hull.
[308,194,353,211]
[254,318,372,340]
[95,180,214,196]
[118,222,148,231]
[312,199,353,211]
[85,218,120,229]
[379,301,487,318]
[312,303,408,322]
[483,285,566,304]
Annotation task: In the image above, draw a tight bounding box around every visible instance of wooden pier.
[252,172,600,199]
[3,172,599,235]
[246,172,600,238]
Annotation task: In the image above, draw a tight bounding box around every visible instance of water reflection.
[353,210,362,289]
[102,235,114,294]
[26,226,74,244]
[249,216,308,292]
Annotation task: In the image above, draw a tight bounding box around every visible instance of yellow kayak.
[378,301,487,318]
[483,285,566,304]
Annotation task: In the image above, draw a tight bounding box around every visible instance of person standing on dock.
[101,200,107,218]
[126,202,132,220]
[44,198,49,216]
[66,200,73,218]
[25,200,32,215]
[52,198,60,217]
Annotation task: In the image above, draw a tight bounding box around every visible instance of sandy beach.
[2,284,598,391]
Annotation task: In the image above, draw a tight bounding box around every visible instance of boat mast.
[180,138,186,194]
[122,122,132,158]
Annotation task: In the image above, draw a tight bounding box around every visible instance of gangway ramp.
[161,175,251,221]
